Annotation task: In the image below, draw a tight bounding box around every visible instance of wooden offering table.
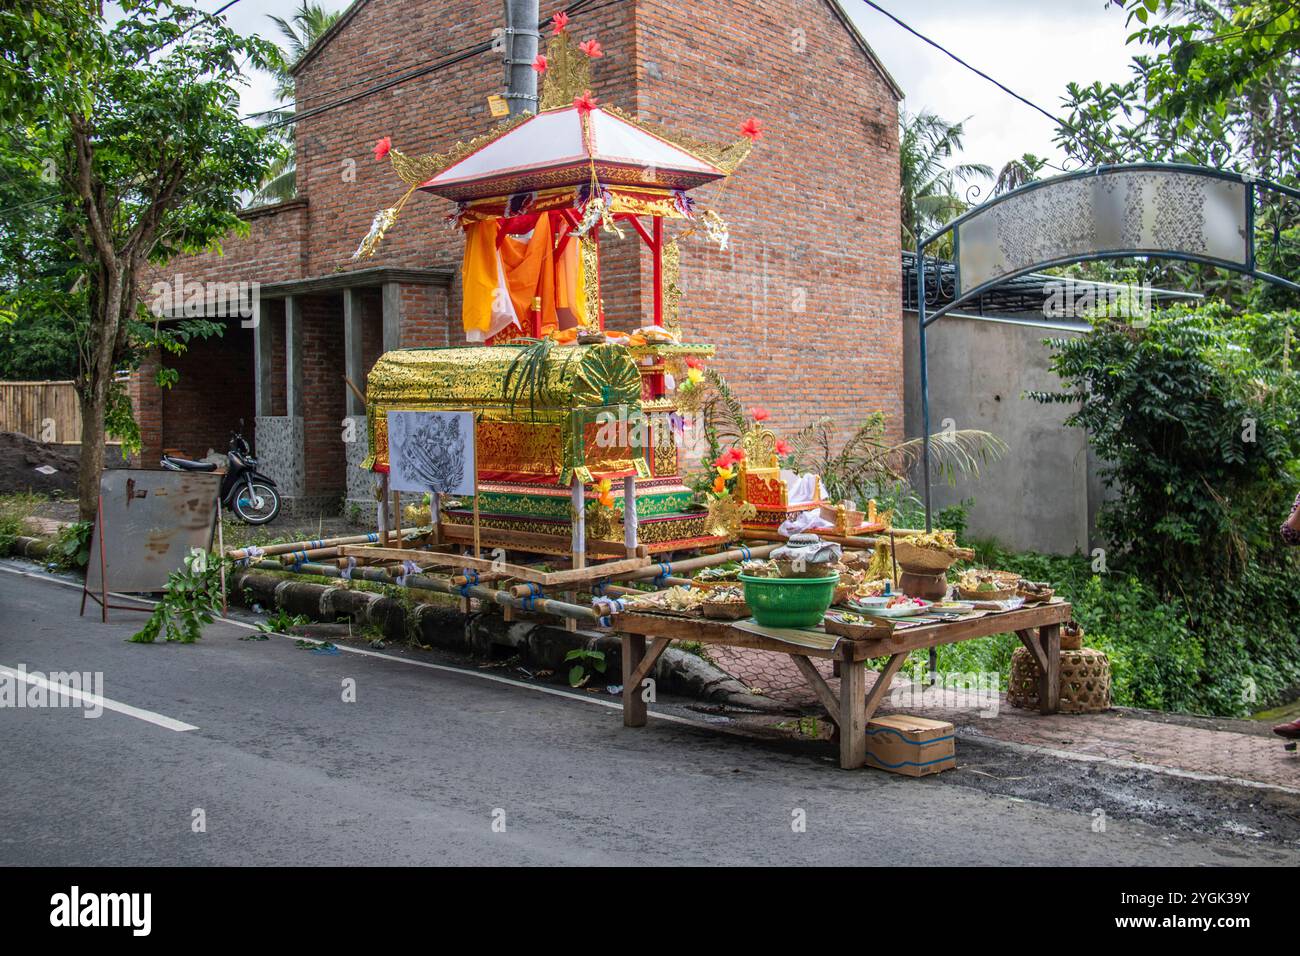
[612,600,1073,770]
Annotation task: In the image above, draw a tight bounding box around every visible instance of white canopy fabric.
[420,106,725,202]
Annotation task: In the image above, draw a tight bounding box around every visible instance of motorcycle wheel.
[233,482,281,525]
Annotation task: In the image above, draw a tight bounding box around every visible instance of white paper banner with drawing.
[385,410,476,497]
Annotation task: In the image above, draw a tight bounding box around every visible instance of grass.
[0,492,46,555]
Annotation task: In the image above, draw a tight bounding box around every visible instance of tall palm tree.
[993,152,1048,195]
[899,110,992,254]
[249,2,342,206]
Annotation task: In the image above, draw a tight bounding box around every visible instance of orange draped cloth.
[461,213,585,343]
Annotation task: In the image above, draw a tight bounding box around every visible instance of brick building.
[133,0,903,516]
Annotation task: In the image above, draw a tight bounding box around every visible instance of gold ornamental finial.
[538,29,593,110]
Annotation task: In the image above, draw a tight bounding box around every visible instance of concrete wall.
[903,311,1098,555]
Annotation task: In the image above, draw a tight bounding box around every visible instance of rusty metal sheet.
[86,469,221,594]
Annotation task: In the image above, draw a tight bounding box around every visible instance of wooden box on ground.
[865,714,956,777]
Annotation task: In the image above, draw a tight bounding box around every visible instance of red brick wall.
[140,199,308,290]
[129,351,163,462]
[267,299,288,418]
[636,0,903,443]
[358,288,386,371]
[393,284,452,349]
[297,294,348,499]
[161,320,257,458]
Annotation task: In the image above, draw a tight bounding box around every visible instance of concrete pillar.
[253,302,275,417]
[285,294,303,419]
[381,282,402,351]
[343,288,365,416]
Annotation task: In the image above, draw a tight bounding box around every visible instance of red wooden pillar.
[652,215,663,327]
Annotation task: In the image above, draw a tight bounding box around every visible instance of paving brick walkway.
[712,645,1299,790]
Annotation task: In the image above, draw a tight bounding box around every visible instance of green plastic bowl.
[738,572,839,628]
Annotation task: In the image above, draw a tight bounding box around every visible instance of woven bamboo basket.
[1008,645,1111,714]
[891,540,973,574]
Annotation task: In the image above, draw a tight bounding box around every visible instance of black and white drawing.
[386,410,476,497]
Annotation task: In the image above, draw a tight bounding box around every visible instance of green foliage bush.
[965,303,1300,717]
[0,493,42,555]
[49,521,92,572]
[1028,305,1300,581]
[932,546,1300,717]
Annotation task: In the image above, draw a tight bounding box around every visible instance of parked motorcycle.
[161,427,281,525]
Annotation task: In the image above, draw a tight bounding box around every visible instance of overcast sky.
[214,0,1141,180]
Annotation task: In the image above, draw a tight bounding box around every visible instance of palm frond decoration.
[888,429,1009,485]
[698,368,747,458]
[501,338,579,420]
[784,413,1007,504]
[502,338,553,420]
[690,367,1007,506]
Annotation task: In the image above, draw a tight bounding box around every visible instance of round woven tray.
[959,586,1016,601]
[701,600,751,620]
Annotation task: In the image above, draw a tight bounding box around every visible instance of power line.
[250,0,614,129]
[136,0,245,64]
[857,0,1122,166]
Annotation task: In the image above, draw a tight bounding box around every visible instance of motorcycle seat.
[162,456,218,472]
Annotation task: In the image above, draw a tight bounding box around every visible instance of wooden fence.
[0,380,94,444]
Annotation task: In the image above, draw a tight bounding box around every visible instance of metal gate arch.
[916,161,1300,530]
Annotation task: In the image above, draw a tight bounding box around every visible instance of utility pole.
[503,0,540,117]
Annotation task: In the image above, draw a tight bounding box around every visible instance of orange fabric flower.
[712,476,727,494]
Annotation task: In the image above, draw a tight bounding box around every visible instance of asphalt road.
[1,563,1295,866]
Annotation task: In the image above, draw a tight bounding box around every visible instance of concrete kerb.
[228,569,785,713]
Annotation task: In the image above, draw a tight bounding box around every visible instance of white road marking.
[0,663,197,732]
[0,564,692,723]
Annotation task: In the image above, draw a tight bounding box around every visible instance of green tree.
[250,1,342,205]
[0,126,84,381]
[899,110,992,254]
[0,0,281,521]
[1058,1,1300,302]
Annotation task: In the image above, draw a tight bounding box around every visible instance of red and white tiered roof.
[419,105,726,203]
